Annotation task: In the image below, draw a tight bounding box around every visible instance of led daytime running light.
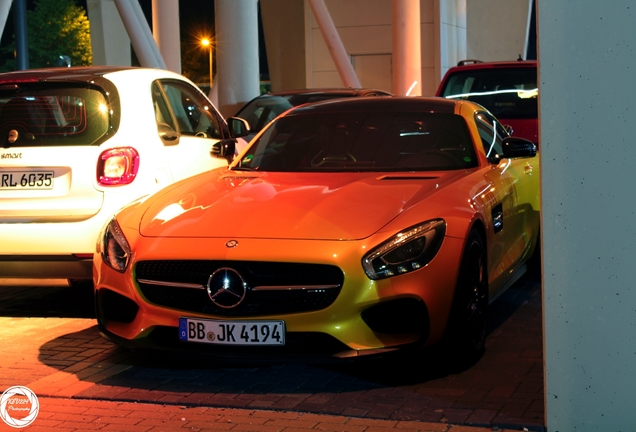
[362,219,445,280]
[102,218,131,273]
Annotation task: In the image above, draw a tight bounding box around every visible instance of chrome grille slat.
[137,279,206,290]
[251,284,340,291]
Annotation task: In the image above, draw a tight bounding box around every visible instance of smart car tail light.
[101,218,131,273]
[362,219,446,280]
[97,147,139,185]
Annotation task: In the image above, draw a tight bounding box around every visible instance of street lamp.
[201,38,213,89]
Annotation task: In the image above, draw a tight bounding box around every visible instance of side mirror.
[501,136,537,159]
[227,116,250,138]
[211,138,236,162]
[157,122,179,145]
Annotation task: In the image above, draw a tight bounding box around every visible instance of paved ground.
[0,275,544,431]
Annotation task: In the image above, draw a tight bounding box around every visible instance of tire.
[526,231,541,281]
[444,229,488,365]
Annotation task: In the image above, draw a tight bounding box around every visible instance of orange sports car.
[93,96,540,363]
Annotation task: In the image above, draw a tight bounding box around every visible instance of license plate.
[178,317,285,346]
[0,171,54,190]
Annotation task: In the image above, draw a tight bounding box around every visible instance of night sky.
[0,0,267,77]
[1,1,215,42]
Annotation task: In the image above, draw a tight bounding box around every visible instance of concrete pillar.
[214,0,260,118]
[87,0,131,66]
[307,0,360,88]
[539,0,636,429]
[260,0,306,92]
[113,0,166,69]
[152,0,181,73]
[392,0,421,96]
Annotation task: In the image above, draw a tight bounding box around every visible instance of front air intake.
[96,288,139,323]
[361,297,429,335]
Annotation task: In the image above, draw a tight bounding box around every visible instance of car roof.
[0,66,192,85]
[286,96,458,115]
[0,66,138,81]
[445,59,537,73]
[266,88,392,97]
[233,87,394,119]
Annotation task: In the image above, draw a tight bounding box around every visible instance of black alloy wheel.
[445,229,488,365]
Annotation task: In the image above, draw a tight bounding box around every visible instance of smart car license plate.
[0,171,54,190]
[178,318,285,346]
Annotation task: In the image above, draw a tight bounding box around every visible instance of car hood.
[138,170,466,240]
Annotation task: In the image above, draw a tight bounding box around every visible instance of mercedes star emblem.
[206,267,247,308]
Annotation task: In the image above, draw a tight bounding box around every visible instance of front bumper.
[94,235,465,359]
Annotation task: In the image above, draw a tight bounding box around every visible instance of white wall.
[215,0,261,118]
[467,0,531,61]
[304,0,453,96]
[421,0,443,95]
[438,0,466,80]
[301,0,532,94]
[305,0,393,91]
[539,1,636,430]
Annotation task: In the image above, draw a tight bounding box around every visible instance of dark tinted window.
[440,68,538,119]
[236,94,368,134]
[0,84,110,147]
[235,111,478,172]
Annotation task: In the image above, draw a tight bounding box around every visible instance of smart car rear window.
[0,83,110,147]
[440,68,538,119]
[236,111,477,172]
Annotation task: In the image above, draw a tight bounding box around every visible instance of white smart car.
[0,66,246,285]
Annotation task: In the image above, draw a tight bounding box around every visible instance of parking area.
[0,274,543,431]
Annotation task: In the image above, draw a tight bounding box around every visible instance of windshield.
[233,111,478,172]
[440,68,538,119]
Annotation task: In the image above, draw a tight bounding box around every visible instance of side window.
[154,80,223,139]
[152,82,177,132]
[475,111,507,162]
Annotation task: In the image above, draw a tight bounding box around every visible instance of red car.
[436,59,538,144]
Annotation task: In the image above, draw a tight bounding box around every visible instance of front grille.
[135,260,344,317]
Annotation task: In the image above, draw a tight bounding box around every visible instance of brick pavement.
[0,397,503,432]
[0,276,544,431]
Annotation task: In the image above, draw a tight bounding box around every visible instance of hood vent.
[222,175,258,181]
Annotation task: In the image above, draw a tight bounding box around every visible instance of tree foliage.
[180,39,214,86]
[2,0,92,70]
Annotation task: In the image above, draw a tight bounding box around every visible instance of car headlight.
[101,217,131,273]
[362,219,446,280]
